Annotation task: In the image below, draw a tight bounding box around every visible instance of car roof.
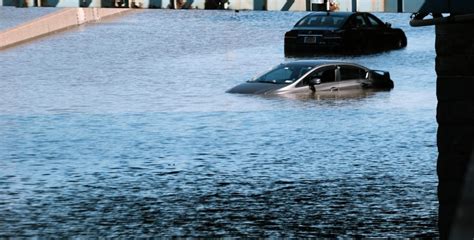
[282,60,368,69]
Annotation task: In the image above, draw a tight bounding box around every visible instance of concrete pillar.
[357,0,384,12]
[397,0,402,12]
[436,21,474,239]
[194,0,206,9]
[161,0,172,8]
[266,0,306,11]
[336,0,351,12]
[383,0,397,12]
[403,0,424,12]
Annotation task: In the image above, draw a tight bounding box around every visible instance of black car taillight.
[324,30,344,38]
[285,31,298,38]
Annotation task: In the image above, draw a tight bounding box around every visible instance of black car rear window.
[296,15,347,28]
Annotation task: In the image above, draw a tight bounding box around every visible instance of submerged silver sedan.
[226,60,393,95]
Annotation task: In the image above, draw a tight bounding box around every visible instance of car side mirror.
[309,78,321,86]
[385,22,392,28]
[308,78,321,92]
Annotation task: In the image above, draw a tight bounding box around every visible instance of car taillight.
[285,31,297,38]
[324,30,344,39]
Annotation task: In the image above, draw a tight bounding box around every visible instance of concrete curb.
[0,8,131,50]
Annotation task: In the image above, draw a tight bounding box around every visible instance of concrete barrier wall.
[0,8,130,49]
[160,0,171,8]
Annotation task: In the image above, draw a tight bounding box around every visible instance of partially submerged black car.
[227,60,393,95]
[284,12,407,55]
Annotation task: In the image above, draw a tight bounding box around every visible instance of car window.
[346,15,368,28]
[252,65,313,84]
[347,15,368,28]
[296,15,347,28]
[260,67,293,83]
[339,66,366,81]
[356,15,368,27]
[296,67,336,87]
[367,14,383,27]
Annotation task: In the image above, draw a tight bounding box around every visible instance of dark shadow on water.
[284,47,407,59]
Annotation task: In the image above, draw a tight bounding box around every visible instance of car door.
[293,66,338,92]
[337,65,369,90]
[287,66,338,93]
[365,13,392,49]
[344,13,370,50]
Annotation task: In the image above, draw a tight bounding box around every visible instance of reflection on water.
[260,89,380,101]
[0,9,437,237]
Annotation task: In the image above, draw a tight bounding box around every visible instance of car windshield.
[296,15,347,28]
[251,64,314,84]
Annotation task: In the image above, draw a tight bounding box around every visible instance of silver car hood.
[226,82,288,94]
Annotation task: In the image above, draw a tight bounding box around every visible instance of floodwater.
[0,9,437,237]
[0,7,57,31]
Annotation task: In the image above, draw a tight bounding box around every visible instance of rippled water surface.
[0,9,437,237]
[0,7,57,30]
